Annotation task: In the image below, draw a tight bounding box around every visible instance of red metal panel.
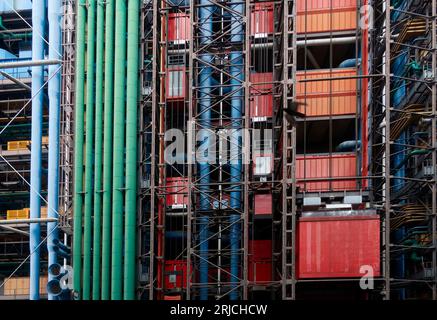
[297,216,381,279]
[249,240,272,283]
[250,2,274,36]
[166,66,186,100]
[164,260,188,289]
[296,153,357,192]
[254,194,272,216]
[296,68,357,117]
[166,177,189,208]
[168,13,190,42]
[250,73,273,119]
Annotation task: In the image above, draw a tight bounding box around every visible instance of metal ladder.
[281,0,297,300]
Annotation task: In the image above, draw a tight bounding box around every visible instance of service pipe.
[92,0,105,300]
[0,59,61,69]
[47,0,62,301]
[72,0,87,299]
[124,0,140,300]
[111,0,127,300]
[83,0,97,300]
[29,0,46,301]
[101,0,115,301]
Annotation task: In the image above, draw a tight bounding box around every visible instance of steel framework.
[370,0,437,300]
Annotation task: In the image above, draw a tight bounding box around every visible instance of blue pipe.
[47,0,62,301]
[199,0,213,45]
[198,53,213,300]
[229,51,243,300]
[339,58,361,68]
[229,0,243,43]
[29,0,46,301]
[198,0,214,301]
[336,140,361,152]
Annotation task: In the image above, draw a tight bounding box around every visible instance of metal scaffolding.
[370,0,437,300]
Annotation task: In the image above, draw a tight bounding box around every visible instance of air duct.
[29,0,46,301]
[47,0,62,301]
[111,0,127,300]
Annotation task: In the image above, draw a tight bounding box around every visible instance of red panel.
[164,295,182,300]
[168,13,190,42]
[250,2,274,36]
[166,177,189,208]
[297,216,381,279]
[249,240,272,283]
[254,194,272,216]
[165,260,188,290]
[296,153,357,192]
[166,66,186,100]
[296,69,357,117]
[250,73,273,119]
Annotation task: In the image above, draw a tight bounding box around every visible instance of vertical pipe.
[229,51,243,301]
[73,0,87,299]
[83,0,97,300]
[198,53,213,300]
[124,0,140,300]
[29,0,46,301]
[229,0,244,300]
[101,0,115,301]
[47,0,62,301]
[92,0,105,300]
[111,0,127,300]
[198,0,214,301]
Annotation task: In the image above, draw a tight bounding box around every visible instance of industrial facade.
[0,0,435,301]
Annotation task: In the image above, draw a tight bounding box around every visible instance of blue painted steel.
[229,51,243,301]
[47,0,62,301]
[29,0,46,301]
[198,53,213,300]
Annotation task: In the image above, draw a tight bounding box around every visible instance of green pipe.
[72,0,87,299]
[83,0,96,300]
[92,0,105,300]
[101,0,115,301]
[124,0,140,300]
[111,0,127,300]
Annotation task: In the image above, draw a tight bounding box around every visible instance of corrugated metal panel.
[296,153,358,192]
[297,0,357,12]
[250,2,274,36]
[249,240,272,283]
[250,73,273,119]
[254,194,272,216]
[297,216,381,279]
[296,69,357,117]
[297,4,357,34]
[168,13,190,43]
[166,177,189,208]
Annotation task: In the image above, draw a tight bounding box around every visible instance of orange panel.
[297,0,357,12]
[296,153,358,192]
[297,9,357,33]
[296,68,357,117]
